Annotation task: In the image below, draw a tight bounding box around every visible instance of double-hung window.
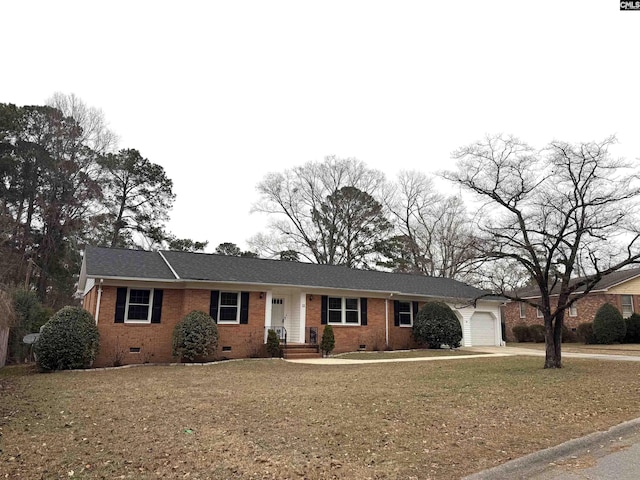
[621,295,634,318]
[328,297,360,325]
[218,292,240,323]
[115,287,163,324]
[126,289,153,322]
[397,301,413,326]
[519,302,526,318]
[568,303,577,317]
[209,290,250,324]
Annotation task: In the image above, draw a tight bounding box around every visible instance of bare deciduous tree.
[444,134,640,368]
[252,155,389,267]
[47,92,118,154]
[381,170,482,281]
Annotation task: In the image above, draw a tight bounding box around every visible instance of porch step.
[281,344,321,359]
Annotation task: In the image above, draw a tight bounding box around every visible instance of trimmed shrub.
[576,322,595,344]
[172,310,218,362]
[320,325,335,356]
[413,301,462,349]
[624,313,640,344]
[593,303,626,344]
[529,324,546,343]
[34,306,100,371]
[561,325,576,343]
[266,329,281,357]
[561,324,577,343]
[512,324,531,342]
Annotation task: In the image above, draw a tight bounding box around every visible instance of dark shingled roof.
[83,246,497,301]
[84,246,175,280]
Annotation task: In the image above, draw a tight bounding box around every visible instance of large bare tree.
[381,170,482,281]
[252,155,390,267]
[444,134,640,368]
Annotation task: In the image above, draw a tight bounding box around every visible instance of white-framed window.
[569,303,577,317]
[328,297,360,325]
[519,302,526,318]
[125,288,155,323]
[398,301,413,327]
[218,292,241,323]
[536,307,543,318]
[621,295,634,318]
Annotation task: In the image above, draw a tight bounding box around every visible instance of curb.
[462,417,640,479]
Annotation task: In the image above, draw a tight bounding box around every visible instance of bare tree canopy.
[444,134,640,368]
[252,155,389,267]
[46,92,118,155]
[381,170,482,281]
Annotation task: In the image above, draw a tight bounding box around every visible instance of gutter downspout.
[385,296,391,349]
[95,279,103,325]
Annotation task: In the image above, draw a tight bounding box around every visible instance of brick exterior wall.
[304,296,423,353]
[305,295,388,353]
[86,287,267,367]
[84,286,485,366]
[503,293,639,341]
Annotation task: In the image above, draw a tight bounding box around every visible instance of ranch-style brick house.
[78,246,505,367]
[503,267,640,341]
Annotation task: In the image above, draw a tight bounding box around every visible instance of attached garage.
[470,312,497,346]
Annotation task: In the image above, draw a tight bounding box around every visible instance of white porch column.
[299,292,307,343]
[264,291,273,343]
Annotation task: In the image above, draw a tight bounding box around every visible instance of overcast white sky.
[3,1,639,251]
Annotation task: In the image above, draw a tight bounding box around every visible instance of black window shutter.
[393,300,400,326]
[240,292,250,324]
[360,298,368,326]
[321,296,328,325]
[210,290,219,323]
[115,287,127,323]
[412,301,419,318]
[151,289,163,323]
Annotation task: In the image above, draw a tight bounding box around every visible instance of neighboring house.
[78,246,505,367]
[504,267,640,341]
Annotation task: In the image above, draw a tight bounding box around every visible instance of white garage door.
[470,312,496,346]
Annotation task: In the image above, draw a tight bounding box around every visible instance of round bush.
[529,324,546,343]
[576,322,595,344]
[624,313,640,344]
[413,301,462,349]
[34,306,100,371]
[172,310,218,361]
[561,324,577,343]
[593,303,626,344]
[512,324,530,342]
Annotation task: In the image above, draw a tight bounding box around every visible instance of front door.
[271,297,287,341]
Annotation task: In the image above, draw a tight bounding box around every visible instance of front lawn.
[2,357,640,479]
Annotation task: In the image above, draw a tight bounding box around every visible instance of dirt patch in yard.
[2,357,640,479]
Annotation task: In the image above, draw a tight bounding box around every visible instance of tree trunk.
[544,315,563,368]
[0,327,8,367]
